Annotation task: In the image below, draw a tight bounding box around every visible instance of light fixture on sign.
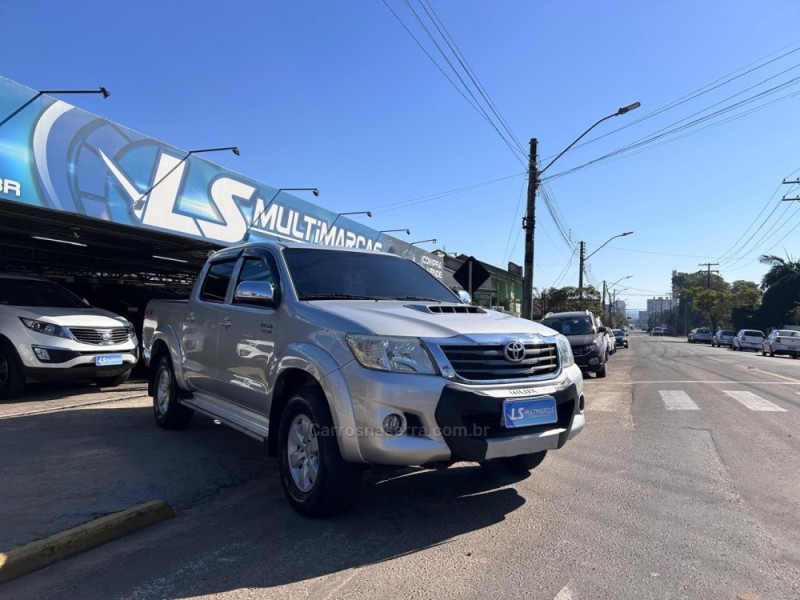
[153,255,189,264]
[31,236,87,247]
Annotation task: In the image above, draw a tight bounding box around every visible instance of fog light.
[589,357,600,365]
[33,347,51,361]
[383,413,404,435]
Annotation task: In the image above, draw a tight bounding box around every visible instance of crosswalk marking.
[722,391,787,412]
[659,390,700,410]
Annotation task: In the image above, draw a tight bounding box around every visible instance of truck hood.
[8,306,130,327]
[303,301,558,339]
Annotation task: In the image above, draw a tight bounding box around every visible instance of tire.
[484,450,548,474]
[93,369,132,387]
[595,362,607,378]
[0,342,25,399]
[769,347,775,357]
[278,385,362,517]
[152,355,193,430]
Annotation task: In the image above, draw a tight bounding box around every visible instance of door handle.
[185,313,196,323]
[219,319,232,328]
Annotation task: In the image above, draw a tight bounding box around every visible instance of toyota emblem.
[504,340,526,362]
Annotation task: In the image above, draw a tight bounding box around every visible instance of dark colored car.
[612,328,628,348]
[541,310,608,378]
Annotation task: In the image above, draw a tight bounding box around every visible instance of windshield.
[541,316,595,336]
[0,278,88,308]
[283,248,459,303]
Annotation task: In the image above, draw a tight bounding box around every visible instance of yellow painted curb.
[0,499,174,584]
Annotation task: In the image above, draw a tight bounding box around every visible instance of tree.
[758,254,800,326]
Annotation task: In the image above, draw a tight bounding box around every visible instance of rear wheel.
[153,355,193,430]
[278,385,363,517]
[0,342,25,399]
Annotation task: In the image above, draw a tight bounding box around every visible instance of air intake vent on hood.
[426,304,486,314]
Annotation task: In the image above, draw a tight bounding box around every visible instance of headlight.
[346,335,437,374]
[555,334,574,368]
[20,317,72,339]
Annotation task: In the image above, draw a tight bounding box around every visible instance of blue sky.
[3,0,800,309]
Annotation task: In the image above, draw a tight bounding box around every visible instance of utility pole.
[602,280,607,314]
[781,178,800,202]
[578,241,586,296]
[699,262,719,289]
[520,102,641,320]
[521,138,538,321]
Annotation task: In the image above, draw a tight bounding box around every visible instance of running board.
[182,394,270,442]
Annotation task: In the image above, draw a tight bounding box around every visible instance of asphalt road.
[2,333,799,599]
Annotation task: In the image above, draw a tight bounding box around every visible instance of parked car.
[689,327,712,343]
[0,274,138,398]
[761,329,800,358]
[603,325,616,356]
[612,328,629,348]
[711,329,736,347]
[731,329,765,352]
[142,241,586,516]
[651,327,664,336]
[541,310,608,378]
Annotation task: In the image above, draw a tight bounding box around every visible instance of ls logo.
[99,150,257,243]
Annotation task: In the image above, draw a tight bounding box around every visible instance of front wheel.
[153,355,193,430]
[484,451,548,474]
[595,362,607,378]
[0,342,25,399]
[278,386,362,517]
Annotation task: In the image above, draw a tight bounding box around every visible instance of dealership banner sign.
[0,76,443,279]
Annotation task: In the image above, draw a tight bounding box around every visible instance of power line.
[540,40,800,162]
[383,0,527,167]
[369,171,525,213]
[543,73,800,182]
[417,0,527,157]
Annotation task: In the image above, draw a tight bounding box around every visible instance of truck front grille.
[69,327,131,345]
[438,342,559,381]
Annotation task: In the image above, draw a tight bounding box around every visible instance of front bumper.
[337,361,585,465]
[434,381,583,461]
[574,351,604,372]
[17,339,138,381]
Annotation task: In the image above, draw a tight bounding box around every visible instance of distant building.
[434,251,523,315]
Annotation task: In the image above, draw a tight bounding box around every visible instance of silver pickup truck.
[142,241,585,516]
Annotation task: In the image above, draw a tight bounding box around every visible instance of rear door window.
[200,259,237,303]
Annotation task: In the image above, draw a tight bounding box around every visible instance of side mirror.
[234,281,277,307]
[457,290,471,304]
[597,326,607,333]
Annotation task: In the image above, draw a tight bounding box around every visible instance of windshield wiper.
[299,294,379,301]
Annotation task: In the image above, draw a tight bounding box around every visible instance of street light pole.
[578,231,634,296]
[521,102,640,320]
[1,86,110,128]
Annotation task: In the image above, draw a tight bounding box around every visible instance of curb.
[0,499,174,584]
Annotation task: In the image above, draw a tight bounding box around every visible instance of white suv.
[0,274,139,398]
